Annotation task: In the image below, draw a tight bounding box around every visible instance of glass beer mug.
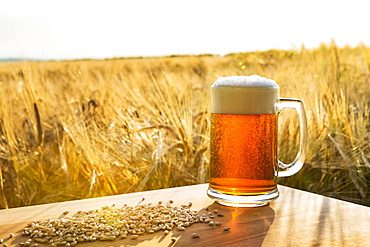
[207,75,308,207]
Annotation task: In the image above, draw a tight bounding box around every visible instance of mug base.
[207,187,279,208]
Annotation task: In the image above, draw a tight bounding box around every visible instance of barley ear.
[34,103,43,146]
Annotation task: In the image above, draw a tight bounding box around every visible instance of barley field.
[0,42,369,209]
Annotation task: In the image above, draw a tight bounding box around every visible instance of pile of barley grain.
[21,201,224,246]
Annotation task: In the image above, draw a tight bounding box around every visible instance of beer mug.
[207,75,307,207]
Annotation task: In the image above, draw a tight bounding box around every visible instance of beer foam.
[211,75,279,115]
[212,75,278,88]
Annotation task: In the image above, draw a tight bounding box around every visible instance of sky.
[1,0,370,60]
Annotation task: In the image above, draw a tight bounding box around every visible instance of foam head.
[212,75,279,88]
[211,75,279,115]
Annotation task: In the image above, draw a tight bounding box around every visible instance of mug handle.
[277,98,308,177]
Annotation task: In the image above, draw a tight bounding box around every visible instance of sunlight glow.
[1,0,369,60]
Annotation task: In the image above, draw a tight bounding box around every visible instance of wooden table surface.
[0,184,369,247]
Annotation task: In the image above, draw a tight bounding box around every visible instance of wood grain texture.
[0,184,369,247]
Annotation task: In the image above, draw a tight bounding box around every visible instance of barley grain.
[21,200,221,246]
[204,218,211,223]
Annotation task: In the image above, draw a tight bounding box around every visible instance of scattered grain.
[204,218,211,223]
[191,233,200,238]
[23,242,31,247]
[20,200,224,246]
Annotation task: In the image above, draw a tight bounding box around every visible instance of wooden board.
[0,184,370,246]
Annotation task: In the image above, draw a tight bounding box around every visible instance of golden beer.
[210,113,278,195]
[207,75,307,207]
